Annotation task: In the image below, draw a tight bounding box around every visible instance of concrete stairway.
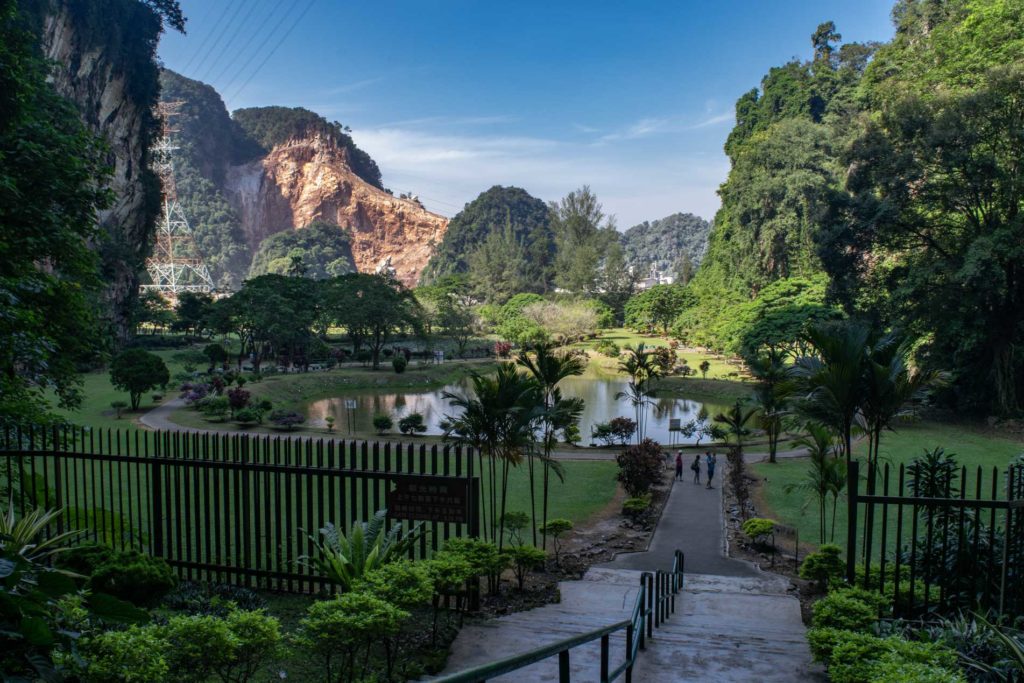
[435,568,821,682]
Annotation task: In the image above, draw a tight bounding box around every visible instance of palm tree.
[794,321,871,462]
[786,423,846,543]
[616,344,662,442]
[748,347,795,464]
[859,331,939,472]
[712,399,758,458]
[442,364,538,547]
[517,343,586,546]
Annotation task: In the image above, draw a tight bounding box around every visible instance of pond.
[306,370,732,446]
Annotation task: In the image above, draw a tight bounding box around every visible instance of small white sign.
[344,399,358,410]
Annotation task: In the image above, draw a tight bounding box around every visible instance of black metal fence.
[1,426,480,593]
[846,460,1024,618]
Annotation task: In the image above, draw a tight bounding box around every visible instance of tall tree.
[748,347,795,464]
[549,186,618,295]
[517,344,585,547]
[465,221,533,304]
[832,66,1024,414]
[0,0,112,424]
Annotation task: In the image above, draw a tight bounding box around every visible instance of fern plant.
[302,509,425,591]
[1,503,81,564]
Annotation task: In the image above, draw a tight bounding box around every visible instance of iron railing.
[434,550,686,683]
[1,425,480,593]
[846,460,1024,617]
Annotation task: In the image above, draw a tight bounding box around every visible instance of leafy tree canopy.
[248,221,356,279]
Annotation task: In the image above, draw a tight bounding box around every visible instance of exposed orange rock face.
[225,135,448,286]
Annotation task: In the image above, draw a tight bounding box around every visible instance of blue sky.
[158,0,896,227]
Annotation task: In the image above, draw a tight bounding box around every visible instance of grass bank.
[750,420,1024,552]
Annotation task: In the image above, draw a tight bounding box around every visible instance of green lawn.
[751,421,1024,554]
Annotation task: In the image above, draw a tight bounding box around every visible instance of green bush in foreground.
[82,626,169,683]
[88,550,176,608]
[360,561,433,609]
[811,588,888,632]
[741,517,775,543]
[799,543,845,590]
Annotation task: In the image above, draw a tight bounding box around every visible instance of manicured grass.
[52,348,192,433]
[751,421,1024,553]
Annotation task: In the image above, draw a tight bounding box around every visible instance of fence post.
[150,459,164,559]
[625,623,634,683]
[846,460,859,585]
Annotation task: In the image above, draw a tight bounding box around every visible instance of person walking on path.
[675,452,684,481]
[691,454,701,484]
[705,452,717,489]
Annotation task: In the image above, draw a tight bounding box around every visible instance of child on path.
[705,452,717,489]
[691,454,701,484]
[675,452,683,480]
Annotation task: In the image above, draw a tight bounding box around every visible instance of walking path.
[437,475,820,681]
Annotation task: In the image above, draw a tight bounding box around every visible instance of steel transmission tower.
[142,102,215,296]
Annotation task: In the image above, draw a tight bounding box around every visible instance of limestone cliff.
[161,73,448,288]
[224,135,447,287]
[35,0,164,338]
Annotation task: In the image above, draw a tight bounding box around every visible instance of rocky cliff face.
[223,135,448,287]
[37,0,162,338]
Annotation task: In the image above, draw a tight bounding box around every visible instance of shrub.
[622,494,652,519]
[424,553,475,596]
[269,409,305,430]
[742,518,775,544]
[869,657,966,683]
[88,550,176,608]
[831,637,961,683]
[608,416,637,445]
[812,589,882,632]
[360,561,433,609]
[494,341,512,357]
[398,412,428,435]
[373,414,394,435]
[562,422,581,446]
[161,614,237,682]
[233,408,259,426]
[800,543,845,590]
[227,387,251,414]
[594,339,620,357]
[221,609,285,683]
[507,545,546,591]
[56,543,115,576]
[538,518,573,566]
[82,626,169,683]
[200,395,230,421]
[853,565,940,614]
[162,581,266,617]
[440,537,508,596]
[616,438,665,497]
[392,354,408,373]
[297,592,407,682]
[501,511,531,547]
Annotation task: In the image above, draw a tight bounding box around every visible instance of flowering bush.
[494,341,512,358]
[227,387,251,413]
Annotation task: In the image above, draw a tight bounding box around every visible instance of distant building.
[634,265,675,290]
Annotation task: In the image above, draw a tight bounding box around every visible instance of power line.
[226,0,318,104]
[193,0,262,84]
[217,0,303,102]
[179,0,243,76]
[204,0,277,86]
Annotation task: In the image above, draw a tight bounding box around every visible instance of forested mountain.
[674,0,1024,415]
[160,70,262,289]
[620,213,710,278]
[421,185,554,288]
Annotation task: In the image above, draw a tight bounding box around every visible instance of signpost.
[387,475,471,524]
[344,399,357,434]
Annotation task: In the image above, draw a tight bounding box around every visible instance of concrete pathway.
[437,476,820,681]
[602,471,758,577]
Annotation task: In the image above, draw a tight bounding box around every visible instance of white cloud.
[352,126,727,226]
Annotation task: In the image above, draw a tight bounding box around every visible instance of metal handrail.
[434,549,686,683]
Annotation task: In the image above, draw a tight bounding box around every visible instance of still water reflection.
[306,371,730,445]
